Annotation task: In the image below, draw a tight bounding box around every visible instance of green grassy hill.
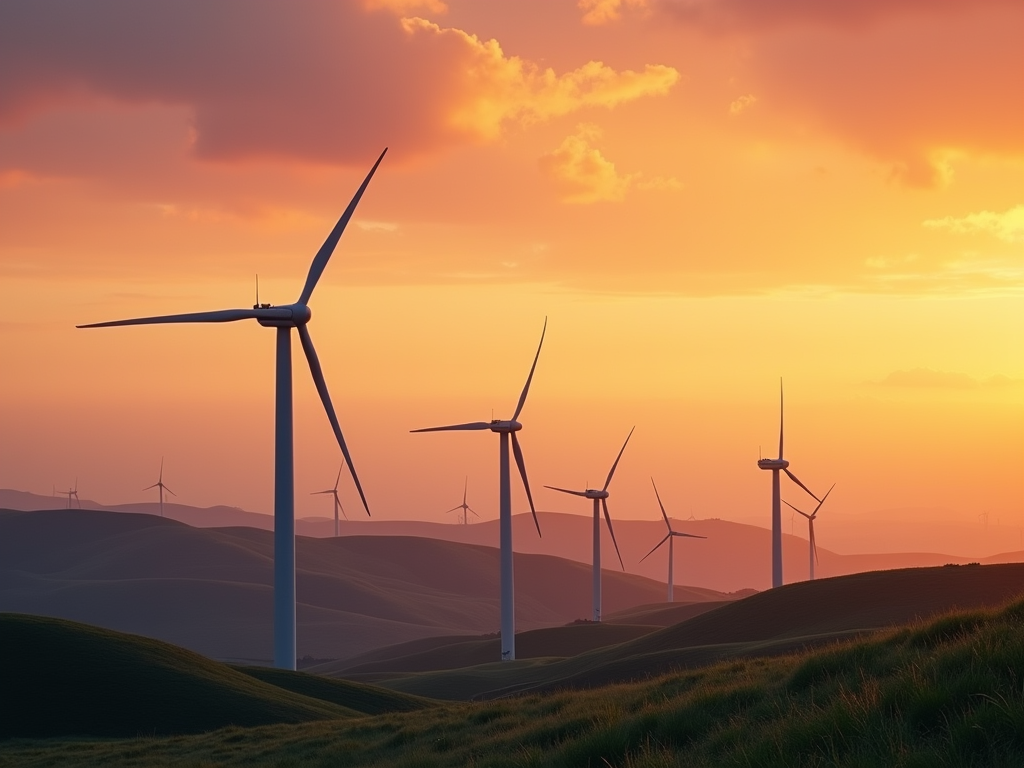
[3,596,1024,766]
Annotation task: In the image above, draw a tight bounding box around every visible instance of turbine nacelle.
[256,303,312,328]
[583,489,610,500]
[488,419,523,433]
[758,458,789,470]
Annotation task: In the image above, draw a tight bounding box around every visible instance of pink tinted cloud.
[658,0,1024,185]
[0,0,677,168]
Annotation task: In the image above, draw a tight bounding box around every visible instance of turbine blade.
[783,468,821,503]
[543,485,589,498]
[778,378,784,459]
[511,317,547,421]
[78,307,287,328]
[338,497,348,521]
[411,422,492,432]
[640,533,671,563]
[811,523,818,564]
[297,325,370,517]
[311,489,334,495]
[782,498,812,519]
[810,483,837,519]
[651,477,671,531]
[143,483,159,491]
[297,148,387,306]
[468,507,480,518]
[602,498,624,571]
[671,531,707,539]
[334,464,343,490]
[463,476,468,506]
[511,432,541,538]
[602,426,635,491]
[445,505,463,513]
[163,486,176,496]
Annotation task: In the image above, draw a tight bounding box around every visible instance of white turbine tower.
[311,463,347,537]
[143,457,176,518]
[641,478,706,603]
[412,319,546,661]
[78,148,387,670]
[545,427,633,623]
[784,483,835,581]
[757,380,820,588]
[445,477,480,525]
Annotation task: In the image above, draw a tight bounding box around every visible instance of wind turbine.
[58,479,81,509]
[311,463,347,537]
[143,457,176,518]
[77,148,387,670]
[783,483,835,581]
[545,427,633,623]
[412,319,546,661]
[445,477,479,525]
[641,478,706,602]
[757,380,821,589]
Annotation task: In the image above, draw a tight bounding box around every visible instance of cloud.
[539,125,633,203]
[729,94,757,116]
[0,1,679,168]
[923,205,1024,244]
[657,0,1024,186]
[870,368,1024,389]
[578,0,649,26]
[401,19,679,141]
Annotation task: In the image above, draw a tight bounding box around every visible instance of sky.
[1,0,1022,554]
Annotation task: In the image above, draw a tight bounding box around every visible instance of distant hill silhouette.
[351,563,1024,700]
[0,508,724,661]
[6,488,1021,592]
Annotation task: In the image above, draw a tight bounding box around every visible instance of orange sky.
[1,0,1022,552]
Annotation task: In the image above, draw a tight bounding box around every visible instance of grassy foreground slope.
[0,614,360,738]
[4,598,1024,766]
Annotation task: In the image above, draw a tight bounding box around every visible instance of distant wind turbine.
[58,479,81,509]
[445,477,479,525]
[784,483,835,581]
[757,380,821,588]
[545,427,633,622]
[311,463,347,537]
[412,319,546,661]
[143,457,176,518]
[78,148,387,670]
[641,479,706,602]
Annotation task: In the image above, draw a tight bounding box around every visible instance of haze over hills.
[5,489,1021,592]
[0,508,723,662]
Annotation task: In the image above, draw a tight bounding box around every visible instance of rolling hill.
[0,613,355,738]
[0,508,723,661]
[6,488,1021,592]
[348,563,1024,700]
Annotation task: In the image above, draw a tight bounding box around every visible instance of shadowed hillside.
[317,622,660,676]
[356,563,1024,699]
[4,598,1024,766]
[0,613,354,738]
[0,508,714,660]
